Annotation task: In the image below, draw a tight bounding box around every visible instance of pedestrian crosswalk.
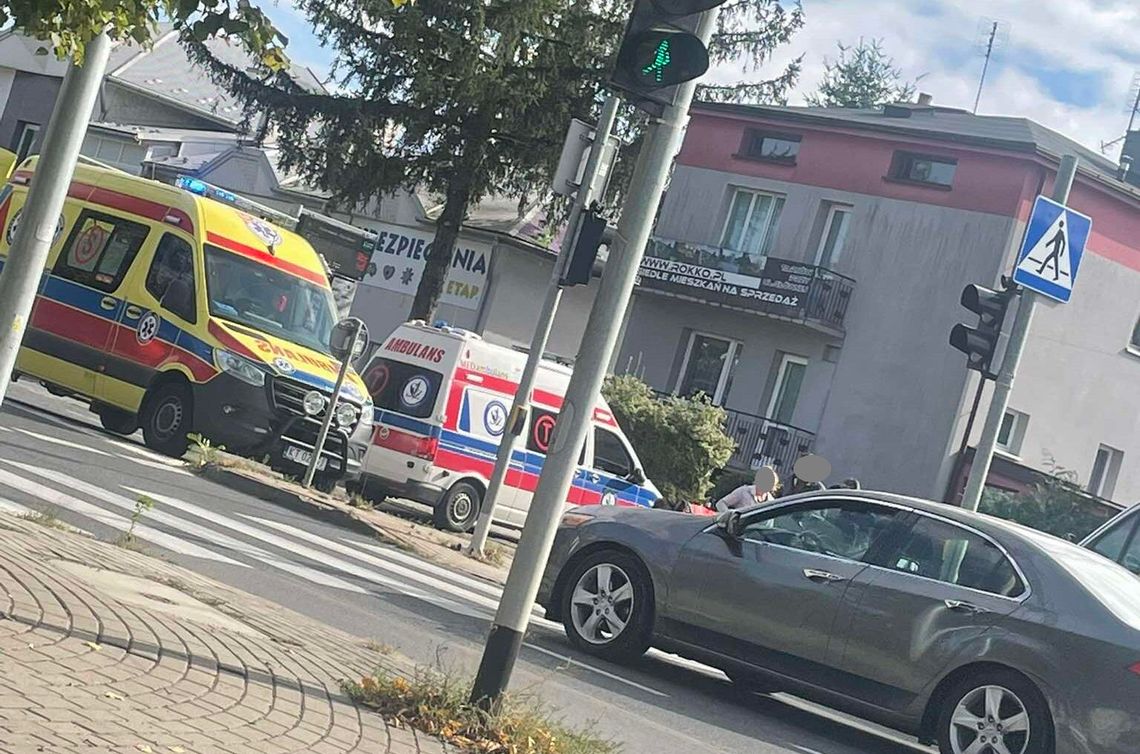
[0,457,514,623]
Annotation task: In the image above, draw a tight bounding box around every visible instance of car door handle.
[124,305,143,320]
[99,296,117,311]
[803,568,846,583]
[944,599,989,615]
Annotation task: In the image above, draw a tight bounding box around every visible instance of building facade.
[617,100,1140,505]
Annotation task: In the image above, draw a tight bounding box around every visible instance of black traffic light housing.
[561,208,608,287]
[950,283,1016,378]
[610,0,727,115]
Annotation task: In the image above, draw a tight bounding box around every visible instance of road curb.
[196,461,511,586]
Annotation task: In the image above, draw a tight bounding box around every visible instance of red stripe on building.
[206,231,326,286]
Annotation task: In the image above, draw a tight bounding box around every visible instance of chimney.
[1122,131,1140,188]
[917,92,933,106]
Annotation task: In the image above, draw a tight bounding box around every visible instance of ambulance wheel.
[314,476,338,494]
[98,407,138,436]
[433,481,482,532]
[141,382,192,457]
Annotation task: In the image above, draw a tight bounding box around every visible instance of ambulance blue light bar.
[176,176,238,204]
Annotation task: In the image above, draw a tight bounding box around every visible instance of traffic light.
[610,0,727,114]
[561,209,607,287]
[950,284,1015,377]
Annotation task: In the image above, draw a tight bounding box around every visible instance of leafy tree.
[0,1,285,63]
[185,0,805,321]
[603,375,735,508]
[805,38,915,109]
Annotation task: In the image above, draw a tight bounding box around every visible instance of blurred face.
[754,467,779,496]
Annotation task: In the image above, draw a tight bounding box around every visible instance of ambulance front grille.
[271,377,360,433]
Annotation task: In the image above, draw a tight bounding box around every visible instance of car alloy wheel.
[569,563,635,646]
[949,685,1030,754]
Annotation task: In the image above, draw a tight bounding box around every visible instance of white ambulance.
[354,321,660,531]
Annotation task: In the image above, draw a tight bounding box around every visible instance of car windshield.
[204,245,337,356]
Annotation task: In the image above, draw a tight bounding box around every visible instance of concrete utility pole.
[466,95,621,558]
[960,154,1078,511]
[0,32,113,409]
[468,9,719,708]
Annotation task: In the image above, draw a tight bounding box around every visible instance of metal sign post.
[465,95,621,557]
[303,318,366,490]
[960,155,1080,511]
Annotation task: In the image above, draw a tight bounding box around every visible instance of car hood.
[208,319,369,404]
[573,504,715,541]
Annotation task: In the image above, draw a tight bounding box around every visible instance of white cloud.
[712,0,1140,158]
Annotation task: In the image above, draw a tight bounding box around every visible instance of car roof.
[780,488,1055,542]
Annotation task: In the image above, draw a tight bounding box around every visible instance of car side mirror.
[628,466,646,485]
[716,510,742,539]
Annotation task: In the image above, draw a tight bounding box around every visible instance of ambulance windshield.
[204,245,337,356]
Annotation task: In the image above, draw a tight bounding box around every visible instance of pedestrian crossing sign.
[1012,195,1092,303]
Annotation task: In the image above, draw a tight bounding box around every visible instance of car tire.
[140,382,193,458]
[432,481,481,532]
[314,476,338,494]
[936,669,1053,754]
[560,549,653,663]
[98,407,138,436]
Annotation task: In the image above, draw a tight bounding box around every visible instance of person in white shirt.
[715,466,779,513]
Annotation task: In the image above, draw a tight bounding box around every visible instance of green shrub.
[602,375,735,507]
[979,461,1117,541]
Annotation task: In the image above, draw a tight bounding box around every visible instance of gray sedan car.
[537,490,1140,754]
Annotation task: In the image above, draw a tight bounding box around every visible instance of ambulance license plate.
[283,445,327,471]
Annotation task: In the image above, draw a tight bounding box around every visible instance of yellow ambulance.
[0,159,372,490]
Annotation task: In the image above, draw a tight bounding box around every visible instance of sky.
[262,0,1140,160]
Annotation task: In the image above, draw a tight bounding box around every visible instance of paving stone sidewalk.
[0,513,448,754]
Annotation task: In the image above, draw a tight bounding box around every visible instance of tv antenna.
[973,19,1010,114]
[1097,72,1140,156]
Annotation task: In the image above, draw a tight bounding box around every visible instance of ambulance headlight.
[335,401,358,427]
[303,390,326,416]
[216,351,265,387]
[358,399,374,427]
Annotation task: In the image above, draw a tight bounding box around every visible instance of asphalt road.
[0,381,931,754]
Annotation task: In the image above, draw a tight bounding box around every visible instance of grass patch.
[348,494,375,511]
[19,508,69,531]
[344,668,615,754]
[363,638,393,654]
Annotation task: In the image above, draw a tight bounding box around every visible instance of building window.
[765,354,807,425]
[720,188,785,262]
[1088,444,1124,500]
[889,151,957,188]
[815,204,852,268]
[676,332,742,405]
[996,409,1028,456]
[739,129,801,164]
[13,121,39,162]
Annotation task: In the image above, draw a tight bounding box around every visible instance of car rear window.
[363,357,443,419]
[1023,528,1140,629]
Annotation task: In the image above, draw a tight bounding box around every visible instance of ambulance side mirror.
[330,317,370,361]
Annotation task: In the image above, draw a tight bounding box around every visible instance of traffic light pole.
[469,10,719,708]
[466,95,620,558]
[0,33,112,410]
[960,154,1078,511]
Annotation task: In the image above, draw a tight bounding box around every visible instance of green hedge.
[602,375,735,508]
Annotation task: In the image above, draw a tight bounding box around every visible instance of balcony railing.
[636,238,856,333]
[722,408,817,475]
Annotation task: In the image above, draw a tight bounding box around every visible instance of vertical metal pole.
[0,33,112,409]
[303,320,360,489]
[469,11,718,707]
[466,96,621,557]
[960,155,1078,511]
